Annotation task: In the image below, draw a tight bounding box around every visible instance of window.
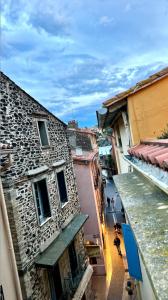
[0,285,5,300]
[89,257,97,265]
[68,241,78,279]
[33,178,51,224]
[48,264,63,300]
[38,120,49,146]
[116,126,122,148]
[57,170,68,205]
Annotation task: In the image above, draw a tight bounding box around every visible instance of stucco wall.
[113,117,130,174]
[139,253,157,300]
[128,76,168,145]
[73,162,106,275]
[73,163,100,236]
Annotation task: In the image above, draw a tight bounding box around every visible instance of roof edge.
[103,66,168,107]
[0,71,67,127]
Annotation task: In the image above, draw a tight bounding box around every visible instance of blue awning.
[122,224,142,281]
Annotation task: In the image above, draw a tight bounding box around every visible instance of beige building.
[97,67,168,174]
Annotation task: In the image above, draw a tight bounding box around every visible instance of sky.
[1,0,168,127]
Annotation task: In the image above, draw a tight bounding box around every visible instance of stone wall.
[0,73,89,299]
[68,130,93,151]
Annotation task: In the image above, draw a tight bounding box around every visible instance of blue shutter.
[122,224,142,281]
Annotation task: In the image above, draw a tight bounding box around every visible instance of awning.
[113,172,168,300]
[35,214,88,268]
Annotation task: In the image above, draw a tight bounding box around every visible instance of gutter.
[124,155,168,196]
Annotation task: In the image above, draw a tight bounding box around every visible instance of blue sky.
[1,0,168,127]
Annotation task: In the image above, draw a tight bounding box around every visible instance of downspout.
[0,153,23,300]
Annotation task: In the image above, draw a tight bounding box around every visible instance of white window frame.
[37,119,50,147]
[32,175,52,226]
[55,165,69,208]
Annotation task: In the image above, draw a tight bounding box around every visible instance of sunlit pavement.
[92,179,126,300]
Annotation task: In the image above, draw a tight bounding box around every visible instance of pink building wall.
[74,162,106,275]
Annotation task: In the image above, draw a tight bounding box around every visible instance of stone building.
[0,72,93,300]
[67,126,106,276]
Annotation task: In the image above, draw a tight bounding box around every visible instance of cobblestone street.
[92,179,126,300]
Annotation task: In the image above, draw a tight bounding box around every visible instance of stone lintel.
[52,159,65,168]
[27,165,49,177]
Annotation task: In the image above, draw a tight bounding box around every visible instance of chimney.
[68,120,78,129]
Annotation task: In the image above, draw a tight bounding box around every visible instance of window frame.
[32,175,52,226]
[37,119,50,147]
[55,166,69,208]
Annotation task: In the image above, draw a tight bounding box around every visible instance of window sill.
[41,145,50,150]
[61,201,69,209]
[39,216,52,227]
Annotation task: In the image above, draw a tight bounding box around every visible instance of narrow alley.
[92,179,126,300]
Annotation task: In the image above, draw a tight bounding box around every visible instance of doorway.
[48,263,63,300]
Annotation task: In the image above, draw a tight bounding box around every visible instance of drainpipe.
[0,154,23,300]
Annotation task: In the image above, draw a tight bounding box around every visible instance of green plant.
[157,124,168,139]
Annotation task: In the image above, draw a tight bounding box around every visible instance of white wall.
[114,116,130,174]
[138,252,157,300]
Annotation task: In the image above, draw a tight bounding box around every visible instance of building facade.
[0,72,93,300]
[68,127,106,276]
[114,139,168,300]
[97,67,168,174]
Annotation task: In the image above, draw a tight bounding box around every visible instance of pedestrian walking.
[107,197,110,207]
[114,223,121,234]
[111,197,115,210]
[114,235,122,256]
[126,280,135,299]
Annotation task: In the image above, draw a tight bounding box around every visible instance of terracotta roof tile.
[128,139,168,170]
[72,150,98,162]
[134,145,157,158]
[163,159,168,169]
[154,153,168,167]
[148,148,168,164]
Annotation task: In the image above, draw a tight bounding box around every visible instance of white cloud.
[1,0,168,126]
[99,16,115,26]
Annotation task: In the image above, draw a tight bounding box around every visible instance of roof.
[103,67,168,107]
[128,139,168,169]
[0,72,66,127]
[72,150,98,163]
[67,128,96,152]
[68,128,96,136]
[35,214,88,268]
[113,172,168,300]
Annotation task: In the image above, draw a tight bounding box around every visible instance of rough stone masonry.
[0,72,90,299]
